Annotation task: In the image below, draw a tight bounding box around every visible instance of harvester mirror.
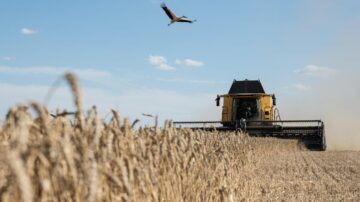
[215,95,220,106]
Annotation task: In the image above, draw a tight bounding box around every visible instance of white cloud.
[175,58,204,67]
[0,66,112,82]
[184,59,204,67]
[148,55,175,71]
[157,63,175,71]
[21,28,38,35]
[295,65,336,78]
[1,57,16,61]
[148,56,204,70]
[149,55,166,66]
[285,83,312,91]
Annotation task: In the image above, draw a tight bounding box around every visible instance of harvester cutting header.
[174,79,326,151]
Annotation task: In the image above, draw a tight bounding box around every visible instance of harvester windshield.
[233,98,260,120]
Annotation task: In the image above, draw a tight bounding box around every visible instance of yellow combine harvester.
[174,79,326,151]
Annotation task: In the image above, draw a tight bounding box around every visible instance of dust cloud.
[319,71,360,151]
[280,70,360,151]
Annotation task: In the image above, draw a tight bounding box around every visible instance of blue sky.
[1,0,360,130]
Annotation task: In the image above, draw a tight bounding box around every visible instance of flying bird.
[161,3,196,26]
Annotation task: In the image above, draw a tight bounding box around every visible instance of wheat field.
[0,73,359,202]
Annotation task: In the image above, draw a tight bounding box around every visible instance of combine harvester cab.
[174,79,326,151]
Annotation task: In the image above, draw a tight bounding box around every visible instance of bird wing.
[178,18,194,23]
[161,3,177,20]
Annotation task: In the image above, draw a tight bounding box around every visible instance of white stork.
[161,3,196,26]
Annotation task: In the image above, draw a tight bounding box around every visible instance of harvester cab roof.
[228,79,265,94]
